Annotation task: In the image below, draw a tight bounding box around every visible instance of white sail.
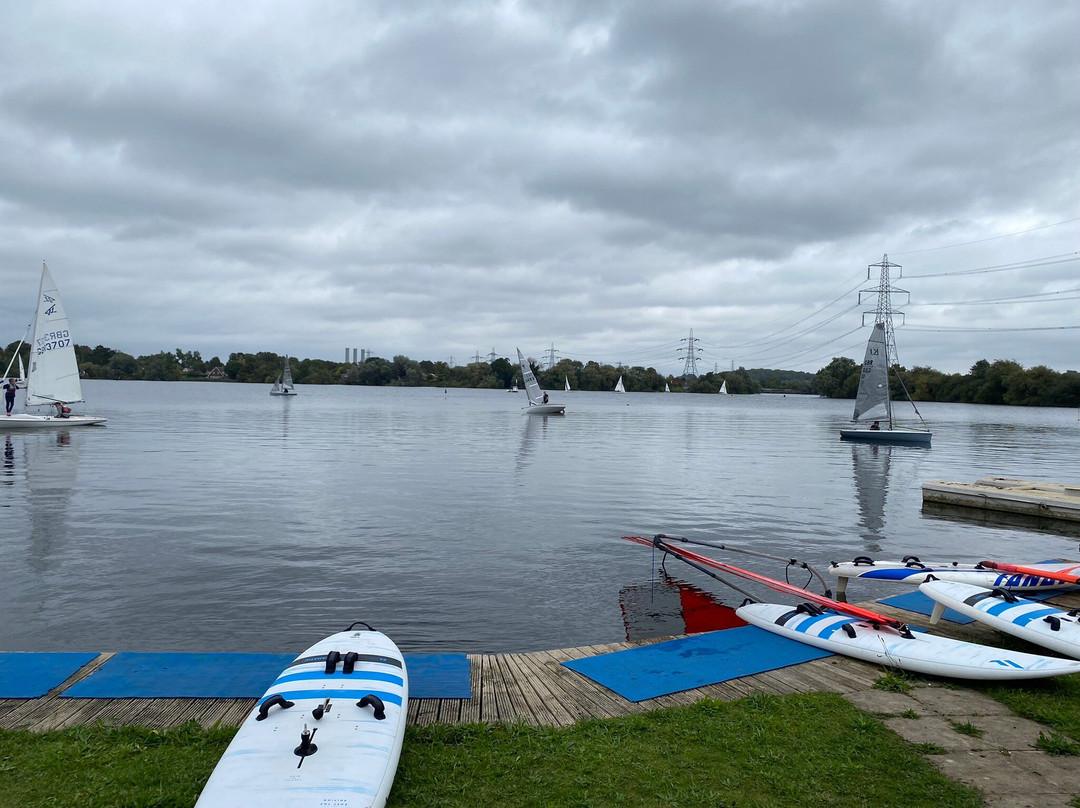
[664,382,670,393]
[719,380,728,394]
[516,349,544,405]
[282,356,294,388]
[614,376,625,393]
[852,322,891,423]
[17,354,26,384]
[564,375,570,392]
[25,264,84,407]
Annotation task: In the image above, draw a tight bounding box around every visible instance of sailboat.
[840,322,930,444]
[3,264,105,428]
[516,349,565,415]
[564,375,571,392]
[269,355,297,396]
[614,376,625,393]
[664,382,670,393]
[718,379,729,395]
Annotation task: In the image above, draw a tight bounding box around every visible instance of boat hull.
[269,390,297,396]
[523,404,565,415]
[736,602,1080,680]
[2,414,106,428]
[840,427,931,445]
[195,627,408,808]
[920,580,1080,659]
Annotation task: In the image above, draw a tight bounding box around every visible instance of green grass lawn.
[0,692,983,808]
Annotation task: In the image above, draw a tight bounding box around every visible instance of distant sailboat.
[718,379,729,395]
[564,375,571,392]
[516,349,565,415]
[2,263,106,428]
[664,382,670,393]
[614,376,625,393]
[270,355,297,396]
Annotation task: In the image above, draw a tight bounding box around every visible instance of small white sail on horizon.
[719,379,729,395]
[664,381,670,393]
[564,375,571,392]
[614,376,625,393]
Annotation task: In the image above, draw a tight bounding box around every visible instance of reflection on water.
[850,443,891,554]
[25,431,78,574]
[619,571,744,641]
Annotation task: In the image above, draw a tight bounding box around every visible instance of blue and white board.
[920,580,1080,660]
[829,558,1080,596]
[736,602,1080,681]
[195,624,408,808]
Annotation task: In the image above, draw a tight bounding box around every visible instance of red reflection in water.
[619,572,746,641]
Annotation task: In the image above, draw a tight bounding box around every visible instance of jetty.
[923,477,1080,524]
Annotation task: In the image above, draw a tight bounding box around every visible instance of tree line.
[3,340,1076,407]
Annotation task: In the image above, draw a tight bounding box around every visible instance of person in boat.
[870,421,880,430]
[54,402,71,418]
[3,378,18,416]
[542,392,549,404]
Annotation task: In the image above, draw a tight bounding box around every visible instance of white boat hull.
[736,602,1080,680]
[829,559,1080,593]
[523,404,565,415]
[269,390,297,396]
[920,580,1080,659]
[2,413,106,428]
[840,427,931,445]
[195,626,408,808]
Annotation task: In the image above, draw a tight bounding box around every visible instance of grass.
[948,721,984,739]
[0,693,984,808]
[981,673,1080,742]
[873,671,914,693]
[1035,731,1080,756]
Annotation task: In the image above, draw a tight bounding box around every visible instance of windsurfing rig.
[979,560,1080,587]
[622,534,913,636]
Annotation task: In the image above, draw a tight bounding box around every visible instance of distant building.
[206,366,227,380]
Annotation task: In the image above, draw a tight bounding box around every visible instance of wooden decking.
[923,477,1080,523]
[4,589,1079,732]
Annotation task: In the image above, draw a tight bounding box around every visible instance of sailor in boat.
[3,377,19,416]
[870,421,880,430]
[54,402,71,418]
[542,392,549,404]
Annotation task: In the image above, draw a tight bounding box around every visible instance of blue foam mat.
[60,652,471,699]
[562,626,831,702]
[0,652,99,698]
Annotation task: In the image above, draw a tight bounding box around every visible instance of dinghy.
[269,355,297,396]
[516,348,565,415]
[2,264,106,428]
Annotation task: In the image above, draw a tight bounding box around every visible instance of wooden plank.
[457,654,483,724]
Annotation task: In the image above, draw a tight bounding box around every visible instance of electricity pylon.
[678,329,702,383]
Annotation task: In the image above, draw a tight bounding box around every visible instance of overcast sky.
[1,0,1076,376]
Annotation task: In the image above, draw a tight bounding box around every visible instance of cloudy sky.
[0,0,1076,376]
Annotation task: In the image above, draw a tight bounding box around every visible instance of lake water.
[2,380,1078,655]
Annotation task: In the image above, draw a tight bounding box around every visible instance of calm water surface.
[2,381,1078,654]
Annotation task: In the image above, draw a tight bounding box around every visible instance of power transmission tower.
[858,254,909,366]
[545,342,559,369]
[677,329,701,383]
[486,347,499,363]
[473,351,481,364]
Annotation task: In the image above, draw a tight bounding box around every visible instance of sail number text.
[35,330,71,354]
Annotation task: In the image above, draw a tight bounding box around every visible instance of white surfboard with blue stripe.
[920,580,1080,660]
[196,623,408,808]
[736,602,1080,680]
[828,558,1080,595]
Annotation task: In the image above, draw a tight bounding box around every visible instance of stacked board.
[195,625,408,808]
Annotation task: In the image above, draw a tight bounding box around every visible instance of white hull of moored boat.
[2,413,106,428]
[840,427,931,445]
[523,403,565,415]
